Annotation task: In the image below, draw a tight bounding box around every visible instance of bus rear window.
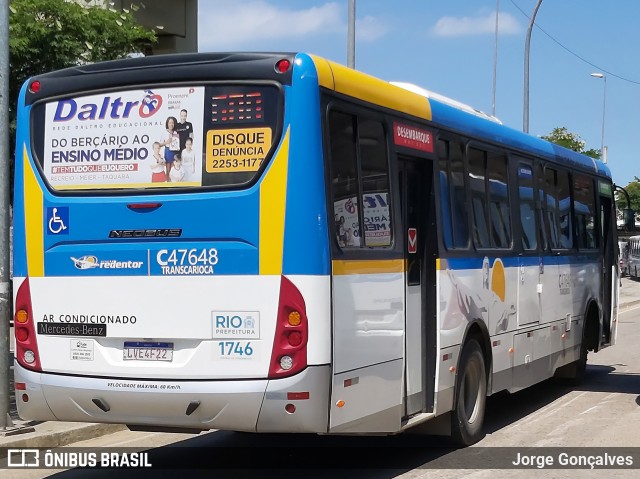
[34,84,281,192]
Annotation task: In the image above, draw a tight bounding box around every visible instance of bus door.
[599,187,617,345]
[399,157,437,417]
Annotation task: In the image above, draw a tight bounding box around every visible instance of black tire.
[566,320,589,385]
[571,335,588,385]
[451,339,487,446]
[554,316,590,384]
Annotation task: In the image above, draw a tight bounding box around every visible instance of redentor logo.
[52,90,163,122]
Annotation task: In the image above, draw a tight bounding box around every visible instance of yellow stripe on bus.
[332,259,405,275]
[259,127,290,275]
[310,55,432,121]
[23,146,44,277]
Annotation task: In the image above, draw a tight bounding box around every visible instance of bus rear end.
[13,53,332,432]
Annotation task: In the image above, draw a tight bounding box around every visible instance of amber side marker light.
[288,311,301,326]
[15,309,28,324]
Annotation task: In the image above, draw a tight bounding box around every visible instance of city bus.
[13,52,619,445]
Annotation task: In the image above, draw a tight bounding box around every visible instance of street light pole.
[0,0,11,430]
[492,0,499,116]
[590,72,607,163]
[347,0,356,68]
[523,0,543,133]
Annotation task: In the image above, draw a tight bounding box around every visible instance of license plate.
[123,341,173,361]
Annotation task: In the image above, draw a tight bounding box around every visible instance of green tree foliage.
[9,0,157,150]
[541,127,601,159]
[616,179,640,212]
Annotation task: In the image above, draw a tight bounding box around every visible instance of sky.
[197,0,640,188]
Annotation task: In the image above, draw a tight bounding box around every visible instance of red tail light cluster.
[14,278,42,372]
[268,275,308,378]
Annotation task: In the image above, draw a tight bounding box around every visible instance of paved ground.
[2,276,640,451]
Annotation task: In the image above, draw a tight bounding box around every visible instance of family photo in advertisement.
[153,109,195,183]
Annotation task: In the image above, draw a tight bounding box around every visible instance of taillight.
[275,59,291,73]
[14,278,42,372]
[29,80,41,93]
[268,276,308,378]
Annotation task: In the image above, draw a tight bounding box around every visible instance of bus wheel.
[570,314,592,385]
[573,336,588,384]
[555,316,590,384]
[451,339,487,446]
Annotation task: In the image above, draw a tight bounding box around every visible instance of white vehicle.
[619,240,629,276]
[627,236,640,279]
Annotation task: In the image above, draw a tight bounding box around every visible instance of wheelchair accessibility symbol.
[46,207,69,235]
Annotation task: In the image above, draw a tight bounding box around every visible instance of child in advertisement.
[181,137,196,181]
[169,154,185,183]
[149,142,167,182]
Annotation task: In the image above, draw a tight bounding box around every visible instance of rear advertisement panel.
[44,87,205,190]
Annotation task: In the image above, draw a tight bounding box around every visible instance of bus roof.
[28,51,611,179]
[311,55,610,179]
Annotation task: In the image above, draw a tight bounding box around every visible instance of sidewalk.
[2,277,640,451]
[1,345,126,454]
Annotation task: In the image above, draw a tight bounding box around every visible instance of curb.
[0,423,127,456]
[620,299,640,311]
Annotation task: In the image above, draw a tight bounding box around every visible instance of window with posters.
[328,110,392,249]
[34,84,281,191]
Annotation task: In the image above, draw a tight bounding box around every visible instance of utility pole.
[492,0,499,116]
[0,0,12,430]
[523,0,543,133]
[347,0,356,68]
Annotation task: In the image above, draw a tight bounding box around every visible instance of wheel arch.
[457,319,492,392]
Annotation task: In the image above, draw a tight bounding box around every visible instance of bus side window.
[359,118,392,248]
[437,140,453,248]
[437,139,469,249]
[468,147,490,248]
[517,164,538,251]
[545,168,561,249]
[450,142,469,247]
[574,174,597,250]
[537,163,548,251]
[557,170,573,249]
[329,111,362,248]
[487,151,511,248]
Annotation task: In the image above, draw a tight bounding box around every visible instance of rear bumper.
[15,362,330,433]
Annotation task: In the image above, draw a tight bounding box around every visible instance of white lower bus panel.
[14,363,331,432]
